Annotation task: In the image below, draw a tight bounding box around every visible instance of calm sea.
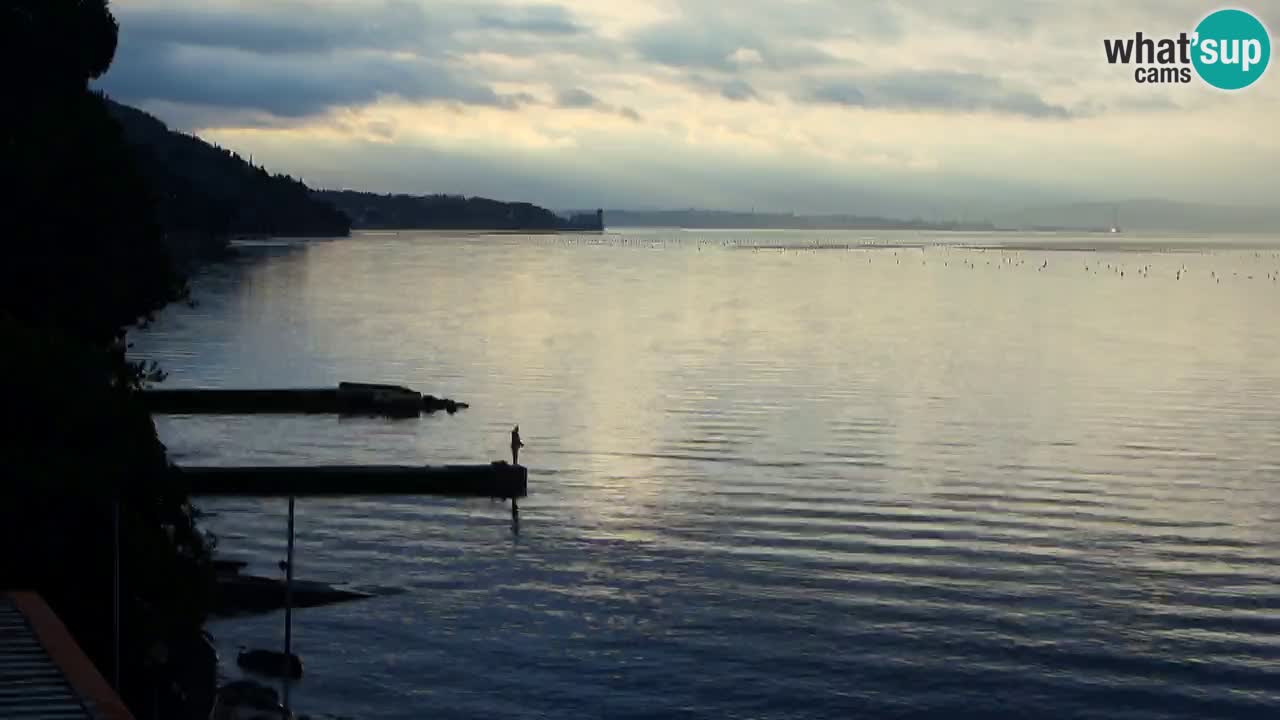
[131,229,1280,719]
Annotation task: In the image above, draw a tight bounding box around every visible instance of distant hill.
[317,190,603,231]
[104,98,350,264]
[599,209,995,231]
[997,199,1280,233]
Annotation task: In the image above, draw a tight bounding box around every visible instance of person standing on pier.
[511,425,524,465]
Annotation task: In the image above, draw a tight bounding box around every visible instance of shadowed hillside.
[105,99,350,263]
[318,190,604,231]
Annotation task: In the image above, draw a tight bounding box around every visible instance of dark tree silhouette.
[105,99,351,261]
[2,2,215,718]
[4,0,184,343]
[4,0,119,96]
[317,189,598,230]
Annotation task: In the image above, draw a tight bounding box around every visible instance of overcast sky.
[98,0,1280,217]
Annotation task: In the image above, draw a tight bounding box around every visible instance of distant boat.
[1109,206,1122,234]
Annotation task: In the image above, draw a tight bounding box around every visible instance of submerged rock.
[213,679,292,720]
[238,648,303,679]
[213,573,373,616]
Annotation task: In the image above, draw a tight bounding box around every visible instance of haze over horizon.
[98,0,1280,219]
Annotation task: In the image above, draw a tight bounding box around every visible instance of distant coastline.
[587,203,1280,234]
[317,190,604,232]
[593,209,995,232]
[586,209,1114,233]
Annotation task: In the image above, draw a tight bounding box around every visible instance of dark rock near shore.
[213,558,250,574]
[238,648,303,679]
[213,679,291,719]
[213,572,373,617]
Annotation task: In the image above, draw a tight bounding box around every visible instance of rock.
[213,573,373,616]
[213,679,292,720]
[213,558,250,576]
[238,648,303,679]
[421,394,468,413]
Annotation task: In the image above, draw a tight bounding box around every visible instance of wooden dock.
[143,382,468,418]
[2,593,134,720]
[182,462,527,499]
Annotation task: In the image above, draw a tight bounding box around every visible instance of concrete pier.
[183,462,527,499]
[143,382,468,418]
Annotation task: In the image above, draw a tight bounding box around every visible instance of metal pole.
[113,496,121,691]
[283,495,295,713]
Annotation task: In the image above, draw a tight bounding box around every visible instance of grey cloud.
[113,1,592,56]
[102,1,609,123]
[1108,95,1183,112]
[114,2,436,55]
[631,21,831,71]
[555,88,642,121]
[1072,95,1184,116]
[653,0,905,46]
[806,71,1071,119]
[897,0,1051,35]
[505,92,542,107]
[556,87,601,108]
[632,24,745,70]
[679,73,764,102]
[812,84,865,105]
[477,4,585,35]
[102,40,514,118]
[126,100,302,133]
[721,79,758,101]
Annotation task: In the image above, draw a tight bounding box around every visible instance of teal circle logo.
[1192,9,1271,90]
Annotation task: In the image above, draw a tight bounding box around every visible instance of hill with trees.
[105,99,351,265]
[318,190,604,231]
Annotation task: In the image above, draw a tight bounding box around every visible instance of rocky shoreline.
[208,557,380,717]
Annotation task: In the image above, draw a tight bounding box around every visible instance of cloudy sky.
[98,0,1280,218]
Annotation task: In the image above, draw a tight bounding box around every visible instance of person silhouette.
[510,425,524,465]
